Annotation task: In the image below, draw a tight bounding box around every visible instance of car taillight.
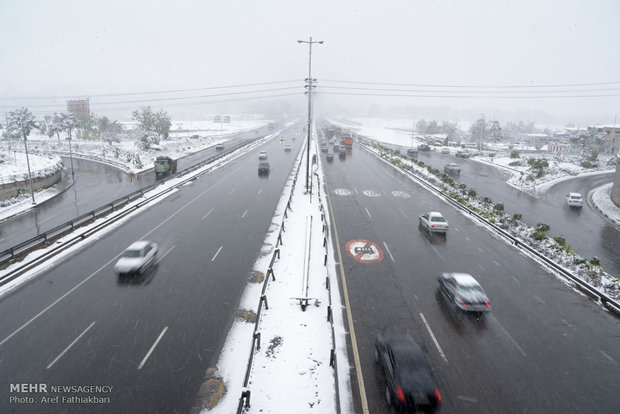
[396,386,406,404]
[485,301,491,308]
[461,300,468,308]
[435,387,442,403]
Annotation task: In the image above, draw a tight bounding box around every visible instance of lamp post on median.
[298,37,323,193]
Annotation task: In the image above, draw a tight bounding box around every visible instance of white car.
[259,151,268,160]
[419,211,449,233]
[114,241,158,275]
[566,192,584,208]
[441,147,450,154]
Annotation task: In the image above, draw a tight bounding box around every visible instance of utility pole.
[298,37,323,193]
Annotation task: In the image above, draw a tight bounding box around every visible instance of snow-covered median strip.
[201,136,352,413]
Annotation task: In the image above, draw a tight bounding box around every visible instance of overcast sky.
[1,0,619,125]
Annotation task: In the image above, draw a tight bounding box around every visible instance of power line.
[321,79,620,89]
[318,91,620,99]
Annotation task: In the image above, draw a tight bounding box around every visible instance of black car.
[375,334,442,412]
[326,152,334,162]
[444,163,461,175]
[407,148,418,157]
[258,162,270,176]
[438,272,491,318]
[418,144,431,151]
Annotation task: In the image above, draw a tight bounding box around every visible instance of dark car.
[418,144,431,151]
[215,144,224,150]
[438,272,491,318]
[375,334,442,412]
[326,152,334,162]
[407,148,418,157]
[338,150,346,160]
[258,162,270,176]
[444,163,461,175]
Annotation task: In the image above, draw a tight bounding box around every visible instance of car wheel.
[374,348,379,363]
[385,386,392,406]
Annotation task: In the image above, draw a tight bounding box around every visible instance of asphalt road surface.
[322,141,620,413]
[0,126,303,413]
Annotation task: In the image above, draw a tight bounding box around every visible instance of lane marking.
[478,263,486,271]
[431,245,444,261]
[397,207,408,218]
[457,395,479,403]
[229,187,236,195]
[364,207,372,218]
[477,247,485,253]
[465,236,471,242]
[211,246,223,262]
[382,241,395,262]
[325,175,369,413]
[561,319,574,329]
[159,245,175,262]
[241,209,248,218]
[420,313,448,363]
[511,276,520,284]
[47,321,96,369]
[494,320,527,357]
[138,326,168,370]
[202,208,214,220]
[257,188,263,195]
[493,260,501,267]
[534,295,545,304]
[599,350,616,363]
[39,216,56,225]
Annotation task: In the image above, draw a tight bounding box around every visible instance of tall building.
[66,98,90,121]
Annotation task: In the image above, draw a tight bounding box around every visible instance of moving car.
[114,241,158,276]
[258,162,270,176]
[441,147,450,154]
[284,144,292,152]
[375,334,442,412]
[437,272,491,318]
[444,163,461,175]
[407,148,418,157]
[258,151,268,160]
[418,144,431,151]
[455,150,471,158]
[326,152,334,162]
[215,144,224,150]
[419,211,449,233]
[566,192,584,208]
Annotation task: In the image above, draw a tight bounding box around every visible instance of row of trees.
[1,106,172,150]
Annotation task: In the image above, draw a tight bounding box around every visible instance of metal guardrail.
[359,140,620,316]
[0,138,259,286]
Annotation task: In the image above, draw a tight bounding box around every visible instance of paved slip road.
[322,142,620,413]
[0,126,303,413]
[0,125,273,253]
[373,141,620,279]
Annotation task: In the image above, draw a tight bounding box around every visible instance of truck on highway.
[154,156,177,178]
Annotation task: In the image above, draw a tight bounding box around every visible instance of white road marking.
[257,188,263,195]
[159,245,175,262]
[599,350,616,363]
[493,260,501,267]
[211,246,223,262]
[534,295,545,304]
[138,327,168,370]
[38,216,56,225]
[382,241,395,262]
[478,263,486,271]
[495,319,527,357]
[511,276,520,283]
[420,313,448,363]
[229,187,236,195]
[47,321,96,369]
[397,207,408,218]
[365,207,371,218]
[465,236,471,242]
[477,247,484,253]
[202,208,214,220]
[241,209,248,218]
[431,245,444,261]
[456,395,479,403]
[561,319,574,329]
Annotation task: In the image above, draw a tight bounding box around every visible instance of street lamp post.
[22,134,36,204]
[298,37,323,193]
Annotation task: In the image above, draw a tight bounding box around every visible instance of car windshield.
[431,216,446,222]
[122,249,142,258]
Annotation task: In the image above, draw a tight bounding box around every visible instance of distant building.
[66,98,90,121]
[594,126,620,154]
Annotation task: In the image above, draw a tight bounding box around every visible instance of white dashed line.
[495,320,527,357]
[241,209,248,218]
[534,295,545,304]
[138,327,168,370]
[397,207,408,218]
[202,208,214,220]
[47,322,96,369]
[211,246,223,262]
[257,188,263,195]
[229,187,236,195]
[599,350,616,363]
[365,207,372,218]
[431,245,444,261]
[420,313,448,363]
[382,241,395,262]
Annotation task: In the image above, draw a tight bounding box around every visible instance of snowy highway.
[322,140,620,413]
[0,126,304,413]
